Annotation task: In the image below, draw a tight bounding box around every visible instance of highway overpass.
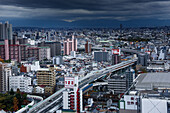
[28,58,137,113]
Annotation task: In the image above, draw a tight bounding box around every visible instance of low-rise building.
[33,86,44,94]
[9,75,33,93]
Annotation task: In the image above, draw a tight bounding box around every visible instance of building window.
[136,102,138,105]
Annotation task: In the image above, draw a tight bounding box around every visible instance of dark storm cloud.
[0,0,162,10]
[1,0,170,22]
[0,0,169,10]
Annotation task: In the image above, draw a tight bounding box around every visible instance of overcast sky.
[1,0,170,28]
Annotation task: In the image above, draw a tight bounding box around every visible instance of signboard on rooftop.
[64,76,78,89]
[112,49,121,55]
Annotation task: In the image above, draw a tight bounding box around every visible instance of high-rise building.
[0,63,12,92]
[38,41,61,57]
[0,40,21,62]
[85,41,92,53]
[1,40,52,62]
[0,21,12,40]
[64,35,77,55]
[63,76,79,111]
[37,67,56,94]
[111,49,121,65]
[9,44,21,62]
[94,51,109,62]
[20,44,28,61]
[126,69,135,89]
[108,74,127,94]
[4,39,9,60]
[112,54,121,65]
[38,47,51,61]
[27,47,40,61]
[138,53,148,66]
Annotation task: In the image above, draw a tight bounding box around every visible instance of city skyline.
[1,0,170,28]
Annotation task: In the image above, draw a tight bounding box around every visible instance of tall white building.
[9,76,33,93]
[63,76,80,111]
[0,63,12,92]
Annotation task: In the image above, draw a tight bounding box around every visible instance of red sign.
[112,49,120,55]
[64,77,75,89]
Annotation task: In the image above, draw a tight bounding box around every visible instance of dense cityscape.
[0,21,169,113]
[0,0,170,113]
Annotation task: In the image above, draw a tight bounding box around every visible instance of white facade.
[63,91,69,109]
[120,91,139,110]
[4,66,12,92]
[63,76,79,110]
[0,63,12,92]
[24,61,40,72]
[123,95,139,110]
[34,86,44,94]
[9,76,33,93]
[142,98,168,113]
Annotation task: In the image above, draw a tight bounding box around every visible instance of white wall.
[63,91,69,109]
[35,86,44,94]
[142,98,167,113]
[9,76,33,93]
[124,95,139,110]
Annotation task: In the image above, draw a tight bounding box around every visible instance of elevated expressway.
[28,58,137,113]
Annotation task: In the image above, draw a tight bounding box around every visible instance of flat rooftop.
[135,72,170,90]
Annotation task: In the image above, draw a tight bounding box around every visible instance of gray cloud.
[0,0,170,22]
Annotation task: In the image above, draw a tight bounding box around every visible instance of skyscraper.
[0,63,12,93]
[38,41,61,57]
[0,21,12,40]
[64,35,77,55]
[85,41,92,53]
[94,51,109,62]
[111,49,121,65]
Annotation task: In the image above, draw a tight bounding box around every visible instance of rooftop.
[135,72,170,90]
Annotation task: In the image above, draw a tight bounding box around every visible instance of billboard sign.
[64,76,78,89]
[112,49,120,55]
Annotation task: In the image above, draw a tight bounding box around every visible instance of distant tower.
[120,24,123,30]
[0,21,12,40]
[63,35,77,55]
[85,41,92,53]
[4,39,9,60]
